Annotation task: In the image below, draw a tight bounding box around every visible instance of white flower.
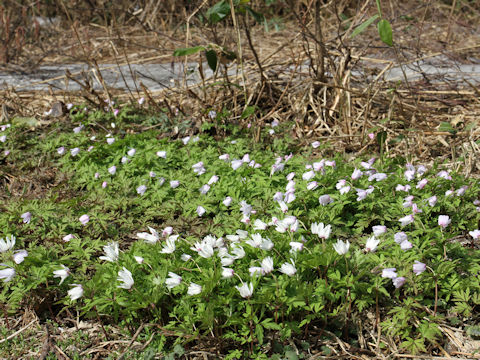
[57,146,65,155]
[199,184,210,194]
[181,254,191,262]
[68,284,83,301]
[21,212,31,224]
[469,229,480,240]
[222,267,235,278]
[253,219,268,230]
[191,241,214,258]
[381,268,397,279]
[108,165,116,175]
[319,195,333,206]
[165,272,182,289]
[134,256,144,264]
[278,201,288,213]
[399,214,414,227]
[99,242,119,262]
[127,148,136,157]
[400,240,413,250]
[53,265,70,285]
[394,232,408,244]
[221,256,235,266]
[231,159,243,170]
[372,225,387,236]
[235,282,254,298]
[0,267,15,282]
[312,141,321,148]
[246,233,263,248]
[261,257,274,274]
[289,241,304,252]
[187,283,202,296]
[170,180,180,188]
[311,223,331,239]
[156,150,166,158]
[260,238,274,251]
[351,168,363,180]
[117,267,134,290]
[249,266,264,277]
[302,170,315,181]
[192,161,206,175]
[135,185,147,196]
[365,236,379,252]
[333,239,350,255]
[237,230,249,239]
[0,235,15,253]
[79,214,89,225]
[107,137,115,145]
[182,136,191,145]
[160,235,177,254]
[438,215,451,228]
[279,259,297,276]
[162,226,173,237]
[239,201,252,216]
[137,226,159,244]
[208,175,219,185]
[63,234,74,242]
[307,181,319,190]
[197,206,206,217]
[13,249,28,264]
[219,154,230,161]
[231,245,245,259]
[223,196,233,207]
[71,148,80,156]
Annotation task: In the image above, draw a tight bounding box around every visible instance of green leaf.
[438,122,456,134]
[173,46,205,57]
[205,50,218,71]
[285,350,299,360]
[245,6,265,23]
[350,14,379,38]
[375,0,383,18]
[376,131,387,146]
[241,105,256,120]
[377,19,393,46]
[206,1,231,24]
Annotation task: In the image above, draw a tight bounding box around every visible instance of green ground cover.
[1,105,480,358]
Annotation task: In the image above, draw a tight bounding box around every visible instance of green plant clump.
[1,106,480,357]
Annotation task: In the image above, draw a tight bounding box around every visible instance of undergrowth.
[1,105,480,358]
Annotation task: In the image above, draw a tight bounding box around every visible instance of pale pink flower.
[351,168,363,180]
[137,185,147,196]
[372,225,387,236]
[319,195,333,206]
[413,261,426,275]
[382,268,397,279]
[399,214,414,227]
[13,250,28,264]
[392,277,406,288]
[223,196,233,207]
[79,214,89,225]
[302,170,315,181]
[416,179,428,189]
[438,215,451,228]
[21,212,31,224]
[197,206,206,217]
